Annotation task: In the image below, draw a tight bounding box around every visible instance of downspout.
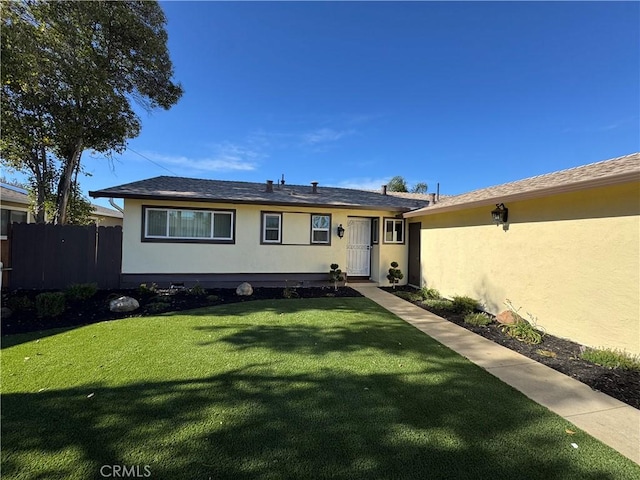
[109,198,124,214]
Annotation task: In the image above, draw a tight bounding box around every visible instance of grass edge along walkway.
[2,297,640,479]
[352,285,640,465]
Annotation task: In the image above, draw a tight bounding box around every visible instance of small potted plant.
[329,263,345,291]
[387,261,403,289]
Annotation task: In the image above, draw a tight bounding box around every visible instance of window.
[143,207,234,242]
[384,218,404,244]
[372,218,379,244]
[1,208,28,237]
[311,214,331,244]
[262,212,282,244]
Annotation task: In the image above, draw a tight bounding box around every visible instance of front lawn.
[2,297,639,479]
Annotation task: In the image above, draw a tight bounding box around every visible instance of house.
[404,152,640,355]
[89,152,639,355]
[89,177,431,289]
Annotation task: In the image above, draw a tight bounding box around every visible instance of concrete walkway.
[352,285,640,465]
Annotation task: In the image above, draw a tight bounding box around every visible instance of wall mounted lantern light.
[337,224,345,239]
[491,203,509,225]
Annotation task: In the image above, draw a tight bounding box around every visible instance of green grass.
[2,298,638,480]
[580,347,640,371]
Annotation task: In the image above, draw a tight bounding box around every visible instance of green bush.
[206,295,220,303]
[500,320,543,345]
[422,298,456,311]
[7,295,34,312]
[580,348,640,371]
[138,283,158,296]
[65,283,98,302]
[35,292,66,318]
[386,261,403,289]
[395,291,422,302]
[451,296,480,314]
[189,283,206,296]
[420,287,441,300]
[328,264,345,291]
[464,312,493,326]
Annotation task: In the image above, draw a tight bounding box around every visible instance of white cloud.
[302,128,354,145]
[139,144,259,173]
[331,177,392,191]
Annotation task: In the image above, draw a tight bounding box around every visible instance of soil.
[381,286,639,410]
[3,285,638,410]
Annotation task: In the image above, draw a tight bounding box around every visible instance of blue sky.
[9,1,640,208]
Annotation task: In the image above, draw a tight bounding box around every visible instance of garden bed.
[381,286,639,410]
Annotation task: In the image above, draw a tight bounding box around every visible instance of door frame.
[346,216,372,278]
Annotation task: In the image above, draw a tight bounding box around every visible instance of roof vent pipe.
[429,193,436,205]
[437,182,440,201]
[381,185,387,195]
[266,180,274,193]
[311,181,319,194]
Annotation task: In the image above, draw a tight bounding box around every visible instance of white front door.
[346,217,371,277]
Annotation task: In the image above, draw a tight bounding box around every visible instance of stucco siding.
[416,182,640,354]
[122,199,407,284]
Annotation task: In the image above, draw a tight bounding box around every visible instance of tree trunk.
[56,140,83,225]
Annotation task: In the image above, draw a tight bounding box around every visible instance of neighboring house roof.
[405,152,640,218]
[0,185,123,219]
[89,176,431,211]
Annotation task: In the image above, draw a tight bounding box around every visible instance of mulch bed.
[381,286,639,410]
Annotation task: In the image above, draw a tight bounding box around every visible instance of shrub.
[146,302,171,313]
[420,287,441,300]
[580,348,640,371]
[7,295,34,312]
[35,292,66,318]
[206,295,220,303]
[189,283,206,296]
[138,283,158,296]
[386,261,403,289]
[464,312,493,326]
[328,264,345,291]
[451,295,480,314]
[500,320,543,345]
[422,298,455,311]
[65,283,98,302]
[395,291,422,302]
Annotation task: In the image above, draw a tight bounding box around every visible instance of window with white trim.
[311,214,331,244]
[1,208,28,238]
[262,212,282,243]
[384,218,404,243]
[144,207,234,242]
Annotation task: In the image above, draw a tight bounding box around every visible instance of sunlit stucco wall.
[122,199,408,285]
[414,182,640,354]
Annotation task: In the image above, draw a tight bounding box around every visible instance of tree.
[1,1,183,224]
[387,176,428,194]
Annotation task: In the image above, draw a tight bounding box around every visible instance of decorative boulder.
[109,296,140,313]
[236,282,253,296]
[496,310,520,325]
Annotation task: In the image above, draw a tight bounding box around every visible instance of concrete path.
[352,285,640,465]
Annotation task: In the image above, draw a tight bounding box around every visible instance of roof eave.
[404,171,640,218]
[89,191,417,212]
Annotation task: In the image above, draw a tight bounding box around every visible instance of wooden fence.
[7,223,122,290]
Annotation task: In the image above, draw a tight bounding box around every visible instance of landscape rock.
[1,307,12,319]
[496,310,520,325]
[236,282,253,296]
[109,296,140,313]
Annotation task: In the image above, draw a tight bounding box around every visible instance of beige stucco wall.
[414,182,640,354]
[122,199,408,285]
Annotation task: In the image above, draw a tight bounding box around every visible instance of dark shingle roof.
[89,176,431,211]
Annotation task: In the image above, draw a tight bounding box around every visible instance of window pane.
[313,215,329,229]
[213,213,232,238]
[192,211,212,238]
[313,230,329,243]
[265,215,280,229]
[265,229,279,241]
[10,211,27,224]
[147,210,167,236]
[385,220,394,242]
[1,209,9,236]
[394,221,403,242]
